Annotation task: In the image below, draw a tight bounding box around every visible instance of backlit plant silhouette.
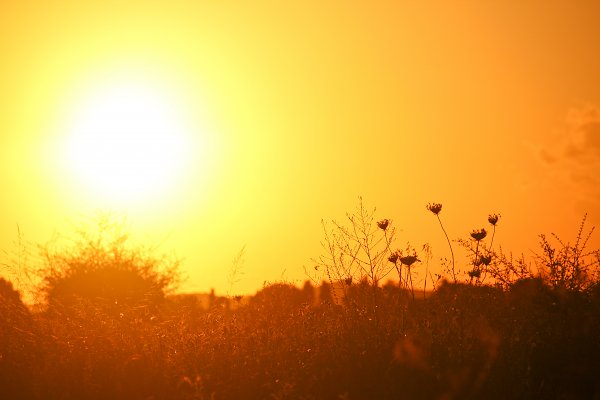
[315,198,397,291]
[387,244,420,299]
[487,213,500,250]
[427,203,456,282]
[0,205,599,399]
[37,218,179,316]
[535,213,600,291]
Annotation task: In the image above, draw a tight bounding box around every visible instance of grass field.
[1,211,599,399]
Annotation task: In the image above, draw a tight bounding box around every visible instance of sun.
[62,79,192,206]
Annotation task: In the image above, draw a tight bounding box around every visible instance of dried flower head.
[344,277,353,286]
[488,214,500,226]
[426,203,443,215]
[470,228,487,241]
[388,252,399,264]
[377,219,390,231]
[479,255,492,266]
[400,255,419,267]
[468,269,481,279]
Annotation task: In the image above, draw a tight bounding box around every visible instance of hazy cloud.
[538,104,600,171]
[581,121,600,150]
[539,149,557,164]
[564,105,600,161]
[533,104,600,211]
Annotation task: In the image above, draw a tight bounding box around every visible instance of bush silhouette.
[30,226,181,400]
[0,278,37,399]
[250,282,306,311]
[38,226,179,319]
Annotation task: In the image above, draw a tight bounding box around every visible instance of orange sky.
[1,0,599,296]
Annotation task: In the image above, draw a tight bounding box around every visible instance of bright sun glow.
[63,80,192,206]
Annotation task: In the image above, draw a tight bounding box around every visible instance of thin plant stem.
[437,214,456,282]
[423,255,428,300]
[472,240,480,285]
[408,265,415,301]
[481,225,496,284]
[489,225,496,252]
[395,263,403,288]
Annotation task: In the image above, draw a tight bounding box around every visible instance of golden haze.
[1,0,599,295]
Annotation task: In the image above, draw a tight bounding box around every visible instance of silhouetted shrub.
[29,225,181,400]
[250,283,307,314]
[38,227,179,318]
[534,214,600,291]
[0,278,37,399]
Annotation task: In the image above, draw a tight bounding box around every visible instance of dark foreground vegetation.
[3,276,600,399]
[1,207,600,399]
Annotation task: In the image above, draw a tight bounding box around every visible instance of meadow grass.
[1,204,599,399]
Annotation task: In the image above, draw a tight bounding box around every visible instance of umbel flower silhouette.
[478,254,492,266]
[427,202,456,281]
[470,229,487,242]
[400,255,419,267]
[468,269,482,279]
[488,214,500,226]
[426,203,442,215]
[488,213,500,250]
[377,219,389,231]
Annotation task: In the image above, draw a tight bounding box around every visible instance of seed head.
[470,228,487,241]
[468,269,481,279]
[426,203,443,215]
[344,277,353,285]
[388,252,399,264]
[400,255,419,267]
[479,255,492,266]
[377,219,390,231]
[488,214,500,226]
